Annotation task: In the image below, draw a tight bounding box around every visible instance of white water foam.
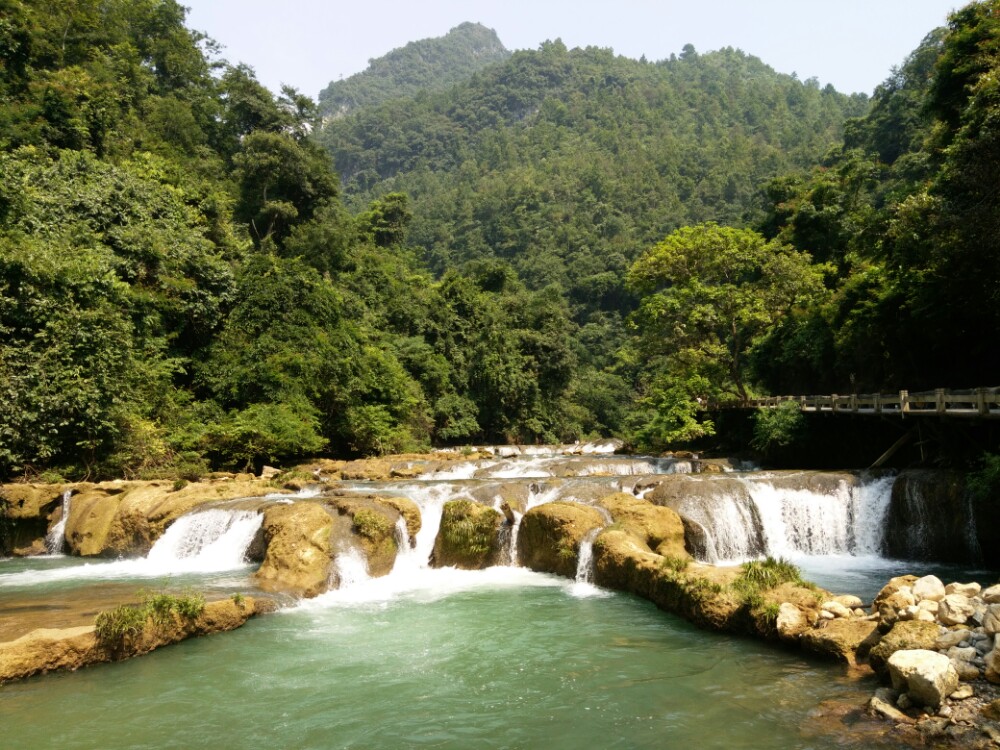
[0,508,263,586]
[333,547,371,588]
[569,528,610,599]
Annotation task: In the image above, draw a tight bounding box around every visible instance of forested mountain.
[317,23,509,117]
[315,39,868,446]
[4,0,995,479]
[0,1,582,480]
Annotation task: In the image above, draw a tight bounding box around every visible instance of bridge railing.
[725,387,1000,419]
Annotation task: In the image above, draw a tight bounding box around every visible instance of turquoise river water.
[2,565,909,750]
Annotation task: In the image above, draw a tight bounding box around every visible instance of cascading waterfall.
[146,508,263,572]
[44,490,72,554]
[688,475,897,562]
[333,547,371,588]
[574,528,601,584]
[503,482,564,566]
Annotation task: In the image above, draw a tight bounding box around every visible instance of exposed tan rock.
[55,479,286,557]
[0,598,262,685]
[887,649,958,708]
[517,502,606,577]
[801,618,879,665]
[431,500,502,569]
[254,502,335,597]
[376,496,422,545]
[776,602,811,642]
[873,575,918,610]
[868,620,940,677]
[598,492,688,559]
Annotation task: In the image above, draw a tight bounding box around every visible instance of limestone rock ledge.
[0,597,267,686]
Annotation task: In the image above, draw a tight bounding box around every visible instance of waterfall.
[146,508,263,571]
[574,528,600,584]
[678,475,896,562]
[44,490,72,554]
[333,547,371,589]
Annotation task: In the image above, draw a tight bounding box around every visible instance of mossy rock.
[517,502,606,577]
[598,492,689,560]
[254,502,335,598]
[328,497,401,578]
[867,619,940,677]
[431,500,502,569]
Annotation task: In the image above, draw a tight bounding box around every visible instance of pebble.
[950,684,975,700]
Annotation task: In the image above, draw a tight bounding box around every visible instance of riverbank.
[2,449,998,746]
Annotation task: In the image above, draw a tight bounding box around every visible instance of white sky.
[183,0,959,99]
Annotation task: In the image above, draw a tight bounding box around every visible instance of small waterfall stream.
[44,490,72,554]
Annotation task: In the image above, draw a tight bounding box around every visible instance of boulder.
[986,648,1000,685]
[376,496,422,546]
[936,629,970,649]
[327,497,401,578]
[821,600,852,619]
[254,502,335,597]
[983,604,1000,636]
[517,502,606,578]
[775,603,811,642]
[938,594,976,626]
[834,594,864,610]
[945,582,982,598]
[912,575,946,603]
[431,500,503,569]
[887,649,959,708]
[868,620,940,676]
[982,585,1000,604]
[598,493,688,559]
[801,618,879,665]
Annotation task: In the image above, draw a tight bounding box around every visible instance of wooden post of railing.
[935,388,946,414]
[977,388,988,417]
[850,393,858,412]
[831,394,839,413]
[874,393,881,414]
[900,390,910,417]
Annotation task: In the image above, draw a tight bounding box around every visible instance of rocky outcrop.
[646,475,765,560]
[801,619,879,665]
[327,497,401,578]
[0,597,265,685]
[599,492,689,560]
[431,500,502,569]
[517,502,606,577]
[254,502,335,597]
[2,479,290,558]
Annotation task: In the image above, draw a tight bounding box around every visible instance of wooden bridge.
[726,387,1000,419]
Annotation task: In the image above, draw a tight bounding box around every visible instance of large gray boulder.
[887,649,959,708]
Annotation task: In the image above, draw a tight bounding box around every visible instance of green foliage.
[440,500,498,557]
[659,554,689,573]
[757,1,1000,393]
[94,589,205,648]
[736,556,804,592]
[751,402,807,455]
[625,223,826,450]
[968,453,1000,503]
[351,508,393,541]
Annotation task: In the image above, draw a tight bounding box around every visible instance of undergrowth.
[94,590,206,649]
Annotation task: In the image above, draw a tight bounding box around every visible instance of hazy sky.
[183,1,959,99]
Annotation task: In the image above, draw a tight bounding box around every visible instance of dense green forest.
[0,0,997,480]
[318,22,509,117]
